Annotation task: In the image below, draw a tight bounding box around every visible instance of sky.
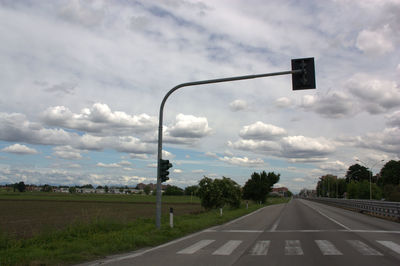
[0,0,399,193]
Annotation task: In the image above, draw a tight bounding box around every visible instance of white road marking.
[206,229,400,233]
[177,240,215,254]
[315,240,343,255]
[250,240,271,255]
[347,240,383,256]
[212,240,242,255]
[270,216,281,231]
[285,240,304,255]
[222,205,270,227]
[377,241,400,255]
[300,200,351,230]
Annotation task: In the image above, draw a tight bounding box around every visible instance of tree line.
[315,160,400,201]
[197,171,282,210]
[5,170,285,210]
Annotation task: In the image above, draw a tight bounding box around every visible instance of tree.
[242,171,280,203]
[69,187,76,193]
[379,160,400,186]
[164,185,184,196]
[346,180,382,199]
[197,176,241,210]
[81,184,94,189]
[104,185,109,193]
[345,164,371,183]
[184,185,199,196]
[42,184,53,192]
[16,181,26,192]
[143,185,151,195]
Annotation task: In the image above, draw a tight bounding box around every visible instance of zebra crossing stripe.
[250,240,271,255]
[347,240,383,256]
[285,240,304,255]
[315,240,342,255]
[377,241,400,255]
[177,240,215,254]
[212,240,242,255]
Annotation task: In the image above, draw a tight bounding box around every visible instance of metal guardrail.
[303,197,400,221]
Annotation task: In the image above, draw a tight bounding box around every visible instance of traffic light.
[291,57,316,90]
[160,159,172,182]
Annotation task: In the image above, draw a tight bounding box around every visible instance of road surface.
[83,198,400,266]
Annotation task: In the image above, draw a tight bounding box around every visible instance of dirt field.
[0,197,202,238]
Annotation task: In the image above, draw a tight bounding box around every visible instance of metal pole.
[356,159,384,201]
[156,69,303,229]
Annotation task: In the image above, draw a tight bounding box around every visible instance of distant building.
[271,187,289,197]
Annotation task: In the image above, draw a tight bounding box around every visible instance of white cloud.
[42,103,157,135]
[115,136,155,154]
[229,99,248,111]
[52,146,82,160]
[239,121,287,140]
[167,113,212,139]
[173,169,183,173]
[293,178,305,182]
[1,144,38,155]
[300,92,354,118]
[318,161,348,173]
[129,153,149,160]
[192,169,205,173]
[97,161,133,168]
[275,97,292,108]
[281,136,335,159]
[97,162,120,168]
[0,112,76,146]
[346,74,400,114]
[386,110,400,127]
[219,156,264,167]
[205,152,218,158]
[162,150,175,159]
[356,26,394,55]
[355,127,400,155]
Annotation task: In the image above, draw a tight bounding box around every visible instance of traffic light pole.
[156,68,306,229]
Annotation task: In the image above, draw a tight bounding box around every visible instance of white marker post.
[170,207,173,228]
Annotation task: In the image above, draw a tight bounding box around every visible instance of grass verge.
[0,197,289,265]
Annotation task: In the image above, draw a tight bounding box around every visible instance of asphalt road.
[84,198,400,266]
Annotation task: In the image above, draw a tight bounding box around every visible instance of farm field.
[0,192,202,238]
[0,192,290,265]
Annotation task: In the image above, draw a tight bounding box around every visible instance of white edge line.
[222,205,270,226]
[86,205,270,265]
[300,199,351,231]
[87,228,207,265]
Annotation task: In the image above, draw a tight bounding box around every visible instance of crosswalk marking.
[285,240,304,255]
[377,241,400,255]
[178,239,398,257]
[177,240,215,254]
[212,240,242,255]
[347,240,383,256]
[315,240,342,255]
[250,240,270,255]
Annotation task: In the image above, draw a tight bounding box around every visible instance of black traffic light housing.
[291,57,316,90]
[160,159,172,182]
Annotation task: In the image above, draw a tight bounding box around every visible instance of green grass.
[0,191,201,203]
[0,197,290,265]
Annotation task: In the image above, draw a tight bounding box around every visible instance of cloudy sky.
[1,0,399,192]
